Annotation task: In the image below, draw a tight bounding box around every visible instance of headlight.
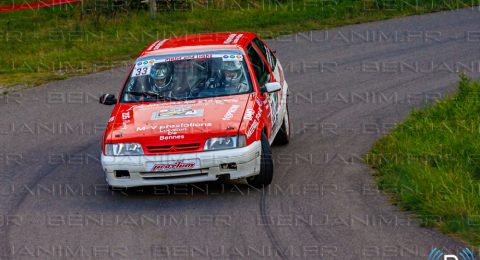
[105,143,144,156]
[204,135,246,151]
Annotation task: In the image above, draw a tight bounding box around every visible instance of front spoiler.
[101,141,261,187]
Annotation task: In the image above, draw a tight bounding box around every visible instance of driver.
[221,60,248,92]
[149,62,174,94]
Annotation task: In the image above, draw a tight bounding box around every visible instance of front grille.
[146,143,201,154]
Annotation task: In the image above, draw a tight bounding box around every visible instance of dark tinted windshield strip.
[136,49,244,63]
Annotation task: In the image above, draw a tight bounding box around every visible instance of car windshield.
[120,51,253,103]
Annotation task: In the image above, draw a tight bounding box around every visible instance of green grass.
[0,0,479,87]
[367,76,480,246]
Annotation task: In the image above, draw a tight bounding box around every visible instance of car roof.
[139,32,258,57]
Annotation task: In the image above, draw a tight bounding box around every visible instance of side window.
[252,38,277,70]
[247,44,270,87]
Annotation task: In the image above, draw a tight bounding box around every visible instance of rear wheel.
[273,104,290,145]
[247,132,273,188]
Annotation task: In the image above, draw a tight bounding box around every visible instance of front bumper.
[101,141,261,187]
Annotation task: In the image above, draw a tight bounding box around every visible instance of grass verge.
[367,76,480,246]
[1,0,480,87]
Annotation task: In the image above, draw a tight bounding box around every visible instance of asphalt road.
[1,8,480,260]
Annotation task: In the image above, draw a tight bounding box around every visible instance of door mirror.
[99,94,117,105]
[265,82,282,93]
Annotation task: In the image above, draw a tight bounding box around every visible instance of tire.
[272,104,290,145]
[247,132,273,188]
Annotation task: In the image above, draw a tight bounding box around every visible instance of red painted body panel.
[105,94,254,154]
[141,32,257,56]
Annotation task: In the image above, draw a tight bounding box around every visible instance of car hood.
[106,94,251,151]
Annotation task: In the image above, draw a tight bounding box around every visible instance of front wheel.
[247,132,273,188]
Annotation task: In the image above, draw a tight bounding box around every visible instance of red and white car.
[99,32,290,188]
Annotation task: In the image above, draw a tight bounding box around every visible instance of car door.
[251,38,286,132]
[245,43,276,137]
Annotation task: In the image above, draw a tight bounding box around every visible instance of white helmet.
[222,60,243,88]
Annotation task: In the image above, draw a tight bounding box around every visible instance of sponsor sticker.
[246,120,259,138]
[268,93,278,126]
[245,106,262,138]
[159,135,184,141]
[232,34,243,44]
[222,55,243,61]
[243,109,254,120]
[136,122,213,132]
[121,111,132,122]
[131,61,153,77]
[147,159,199,172]
[165,54,213,62]
[152,39,168,50]
[147,39,167,51]
[151,106,204,120]
[224,33,237,44]
[222,104,240,121]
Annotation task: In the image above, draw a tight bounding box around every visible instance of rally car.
[99,32,290,188]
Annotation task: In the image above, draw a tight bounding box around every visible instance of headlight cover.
[204,135,246,151]
[105,143,144,156]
